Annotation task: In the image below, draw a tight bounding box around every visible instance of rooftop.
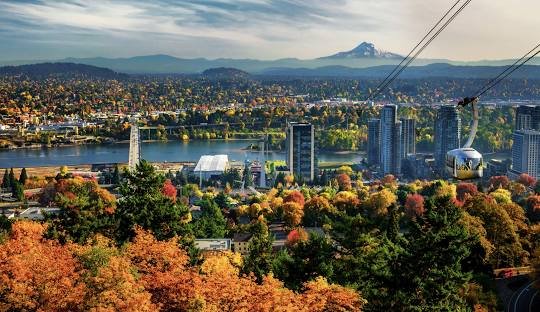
[194,155,228,172]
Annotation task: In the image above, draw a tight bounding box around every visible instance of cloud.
[0,0,538,61]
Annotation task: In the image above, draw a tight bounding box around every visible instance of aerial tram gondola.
[446,97,483,180]
[445,42,540,179]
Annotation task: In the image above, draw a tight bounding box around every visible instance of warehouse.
[193,155,229,179]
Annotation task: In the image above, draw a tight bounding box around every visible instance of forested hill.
[0,62,127,79]
[202,67,251,80]
[261,63,540,79]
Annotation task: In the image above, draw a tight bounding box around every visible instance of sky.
[0,0,538,61]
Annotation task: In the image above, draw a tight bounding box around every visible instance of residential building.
[401,153,436,180]
[400,118,416,159]
[232,233,253,255]
[509,130,540,179]
[515,105,540,131]
[367,118,381,166]
[194,239,232,252]
[286,122,316,181]
[380,105,402,175]
[434,105,461,171]
[485,159,512,179]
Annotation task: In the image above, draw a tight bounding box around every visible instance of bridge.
[128,121,140,170]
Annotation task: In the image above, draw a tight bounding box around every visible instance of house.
[232,233,253,255]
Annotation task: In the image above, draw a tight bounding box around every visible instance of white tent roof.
[194,155,228,172]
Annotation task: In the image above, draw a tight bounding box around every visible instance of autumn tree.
[517,173,536,188]
[364,188,397,217]
[161,179,177,202]
[456,182,478,202]
[74,235,156,311]
[283,190,305,207]
[45,177,117,244]
[282,201,304,228]
[303,195,335,226]
[0,221,85,311]
[336,173,352,191]
[463,194,525,268]
[333,191,360,215]
[488,175,510,190]
[116,160,192,243]
[404,193,425,218]
[526,195,540,222]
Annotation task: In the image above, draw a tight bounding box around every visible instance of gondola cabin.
[446,148,483,180]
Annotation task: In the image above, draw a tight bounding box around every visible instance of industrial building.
[193,155,229,179]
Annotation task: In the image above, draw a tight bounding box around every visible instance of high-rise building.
[286,122,316,181]
[367,118,381,166]
[380,105,402,175]
[509,130,540,179]
[515,105,540,131]
[400,118,416,160]
[434,105,461,170]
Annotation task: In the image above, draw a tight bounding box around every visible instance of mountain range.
[1,42,539,77]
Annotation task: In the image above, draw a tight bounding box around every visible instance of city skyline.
[1,0,539,61]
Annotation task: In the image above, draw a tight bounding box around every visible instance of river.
[0,140,363,168]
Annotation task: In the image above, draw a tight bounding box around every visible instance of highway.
[507,280,539,312]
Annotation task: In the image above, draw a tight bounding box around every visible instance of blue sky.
[0,0,538,61]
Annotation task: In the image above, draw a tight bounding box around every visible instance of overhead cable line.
[473,42,540,97]
[365,0,463,101]
[366,0,472,101]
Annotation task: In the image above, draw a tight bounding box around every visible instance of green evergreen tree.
[115,160,192,243]
[392,196,475,311]
[111,164,120,185]
[1,169,9,189]
[242,220,274,282]
[11,181,24,201]
[272,233,335,290]
[243,163,253,187]
[192,196,227,238]
[8,168,15,187]
[18,168,28,186]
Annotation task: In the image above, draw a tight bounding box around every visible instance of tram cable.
[473,42,540,98]
[366,0,472,101]
[365,0,463,101]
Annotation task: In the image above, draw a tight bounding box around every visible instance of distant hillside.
[261,63,540,79]
[0,62,127,79]
[202,67,251,79]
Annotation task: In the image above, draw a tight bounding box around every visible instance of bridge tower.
[128,120,140,170]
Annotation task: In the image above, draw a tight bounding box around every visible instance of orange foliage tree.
[517,173,536,188]
[336,173,352,191]
[0,221,366,312]
[405,193,425,218]
[0,221,85,311]
[161,179,177,202]
[488,175,510,190]
[456,182,478,203]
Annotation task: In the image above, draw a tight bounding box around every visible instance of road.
[507,280,539,312]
